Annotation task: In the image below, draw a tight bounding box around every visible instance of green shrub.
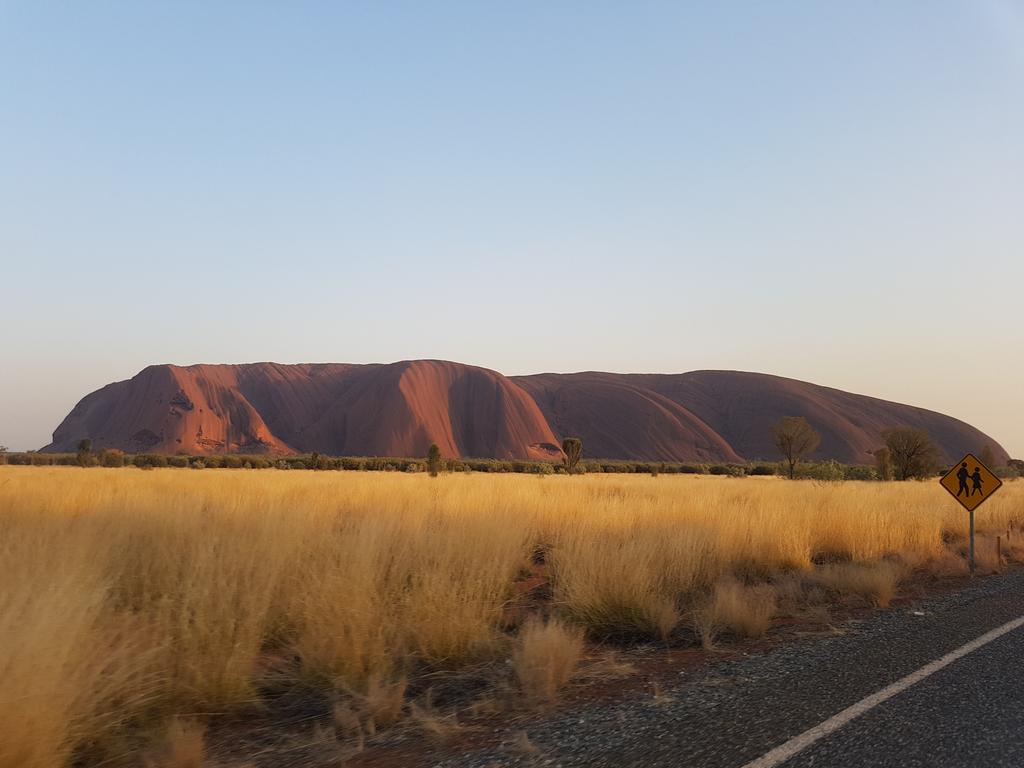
[798,460,845,482]
[677,464,707,474]
[135,454,168,468]
[709,464,747,477]
[599,463,626,473]
[99,449,125,468]
[307,452,333,470]
[843,465,879,481]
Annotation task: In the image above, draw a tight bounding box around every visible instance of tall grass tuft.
[512,617,584,703]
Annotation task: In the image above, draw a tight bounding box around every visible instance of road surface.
[436,568,1024,768]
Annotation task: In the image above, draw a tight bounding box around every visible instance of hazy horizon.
[2,3,1022,455]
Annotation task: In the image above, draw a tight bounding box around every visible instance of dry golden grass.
[0,512,157,768]
[145,719,205,768]
[512,617,585,703]
[704,578,778,640]
[812,562,901,607]
[333,674,407,739]
[1,467,1021,766]
[407,696,469,744]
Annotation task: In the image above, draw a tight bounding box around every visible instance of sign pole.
[969,509,975,576]
[939,453,1003,577]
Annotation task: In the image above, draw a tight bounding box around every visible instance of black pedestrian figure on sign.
[971,467,984,497]
[957,462,970,497]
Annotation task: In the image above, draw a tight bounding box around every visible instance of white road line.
[740,615,1024,768]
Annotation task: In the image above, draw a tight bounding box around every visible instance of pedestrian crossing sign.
[940,453,1003,512]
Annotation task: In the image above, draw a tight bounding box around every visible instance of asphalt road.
[436,569,1024,768]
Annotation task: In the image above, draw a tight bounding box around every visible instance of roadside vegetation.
[4,449,1019,479]
[1,467,1022,767]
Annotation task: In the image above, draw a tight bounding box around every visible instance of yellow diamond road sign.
[940,453,1003,512]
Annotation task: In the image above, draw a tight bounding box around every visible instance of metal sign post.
[969,509,975,575]
[940,453,1003,575]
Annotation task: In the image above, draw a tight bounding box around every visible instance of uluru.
[43,360,1009,465]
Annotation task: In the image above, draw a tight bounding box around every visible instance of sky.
[1,2,1022,455]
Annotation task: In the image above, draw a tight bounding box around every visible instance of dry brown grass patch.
[696,578,777,646]
[813,562,901,607]
[145,719,205,768]
[512,617,584,703]
[407,701,468,744]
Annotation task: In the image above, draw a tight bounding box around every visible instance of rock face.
[513,370,1009,465]
[45,361,1009,465]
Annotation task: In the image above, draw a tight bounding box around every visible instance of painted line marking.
[740,615,1024,768]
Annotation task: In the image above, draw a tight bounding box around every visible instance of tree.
[980,445,997,468]
[427,444,442,477]
[562,437,583,474]
[883,427,939,481]
[773,417,820,479]
[76,438,93,467]
[872,447,894,481]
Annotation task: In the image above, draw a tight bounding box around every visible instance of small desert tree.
[426,443,442,477]
[980,445,997,468]
[873,447,894,481]
[883,427,939,481]
[76,438,93,467]
[562,437,583,475]
[772,417,820,479]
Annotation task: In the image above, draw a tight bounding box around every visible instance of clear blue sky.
[1,2,1022,455]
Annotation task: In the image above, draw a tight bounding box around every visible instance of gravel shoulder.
[424,568,1024,768]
